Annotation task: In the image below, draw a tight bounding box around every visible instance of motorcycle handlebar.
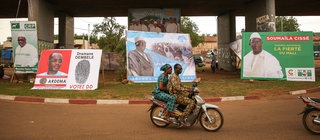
[188,86,199,98]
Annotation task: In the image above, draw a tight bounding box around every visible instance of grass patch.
[0,69,319,100]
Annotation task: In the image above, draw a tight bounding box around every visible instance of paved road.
[0,92,319,140]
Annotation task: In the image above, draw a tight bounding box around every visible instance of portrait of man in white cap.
[127,36,154,76]
[14,33,38,68]
[243,32,283,78]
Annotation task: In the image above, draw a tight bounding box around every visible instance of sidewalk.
[1,87,319,104]
[0,94,259,104]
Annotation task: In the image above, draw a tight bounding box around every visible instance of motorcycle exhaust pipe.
[153,116,169,123]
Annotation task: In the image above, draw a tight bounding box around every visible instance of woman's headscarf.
[160,64,171,71]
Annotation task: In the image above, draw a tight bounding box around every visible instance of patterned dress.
[167,73,194,117]
[152,73,176,112]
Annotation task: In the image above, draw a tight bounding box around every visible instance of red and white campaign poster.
[32,49,102,90]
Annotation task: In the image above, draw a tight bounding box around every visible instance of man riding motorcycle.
[167,63,200,125]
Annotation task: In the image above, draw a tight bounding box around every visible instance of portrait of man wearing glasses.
[243,32,283,78]
[128,36,154,76]
[38,52,67,76]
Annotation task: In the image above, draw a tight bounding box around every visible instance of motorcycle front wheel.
[150,106,170,127]
[200,108,223,132]
[302,109,320,135]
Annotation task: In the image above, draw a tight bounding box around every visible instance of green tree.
[74,34,98,44]
[276,16,300,32]
[114,37,127,81]
[91,17,127,81]
[54,35,58,40]
[91,17,125,52]
[53,34,98,44]
[180,16,205,47]
[74,34,83,40]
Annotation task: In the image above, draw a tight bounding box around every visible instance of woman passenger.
[152,64,176,120]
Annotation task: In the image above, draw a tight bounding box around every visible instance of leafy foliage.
[54,34,98,44]
[91,17,125,52]
[275,16,300,32]
[90,17,127,81]
[74,34,99,44]
[114,38,127,81]
[180,16,205,47]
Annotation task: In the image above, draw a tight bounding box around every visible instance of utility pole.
[83,33,85,49]
[88,24,90,49]
[281,17,283,32]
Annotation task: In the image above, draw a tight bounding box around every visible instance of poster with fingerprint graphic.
[32,49,102,90]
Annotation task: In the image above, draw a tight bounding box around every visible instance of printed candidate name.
[75,52,94,59]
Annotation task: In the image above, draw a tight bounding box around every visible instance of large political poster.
[126,31,196,83]
[32,49,102,90]
[11,21,38,73]
[128,9,180,33]
[241,32,315,81]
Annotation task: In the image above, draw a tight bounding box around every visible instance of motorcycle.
[208,52,218,72]
[210,55,218,72]
[147,82,224,132]
[298,96,320,135]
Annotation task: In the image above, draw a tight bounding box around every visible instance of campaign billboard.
[128,9,180,33]
[241,32,315,81]
[11,21,38,73]
[32,49,102,90]
[126,31,196,83]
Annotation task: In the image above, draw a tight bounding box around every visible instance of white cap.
[134,36,144,42]
[250,32,261,40]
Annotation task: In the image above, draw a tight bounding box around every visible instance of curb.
[289,86,320,95]
[1,87,319,105]
[0,94,260,105]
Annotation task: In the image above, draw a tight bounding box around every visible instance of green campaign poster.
[241,32,315,81]
[11,21,39,73]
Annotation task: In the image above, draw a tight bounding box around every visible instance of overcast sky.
[1,16,320,44]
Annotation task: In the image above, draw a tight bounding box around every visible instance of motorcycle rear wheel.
[302,109,320,135]
[200,108,223,132]
[150,106,170,127]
